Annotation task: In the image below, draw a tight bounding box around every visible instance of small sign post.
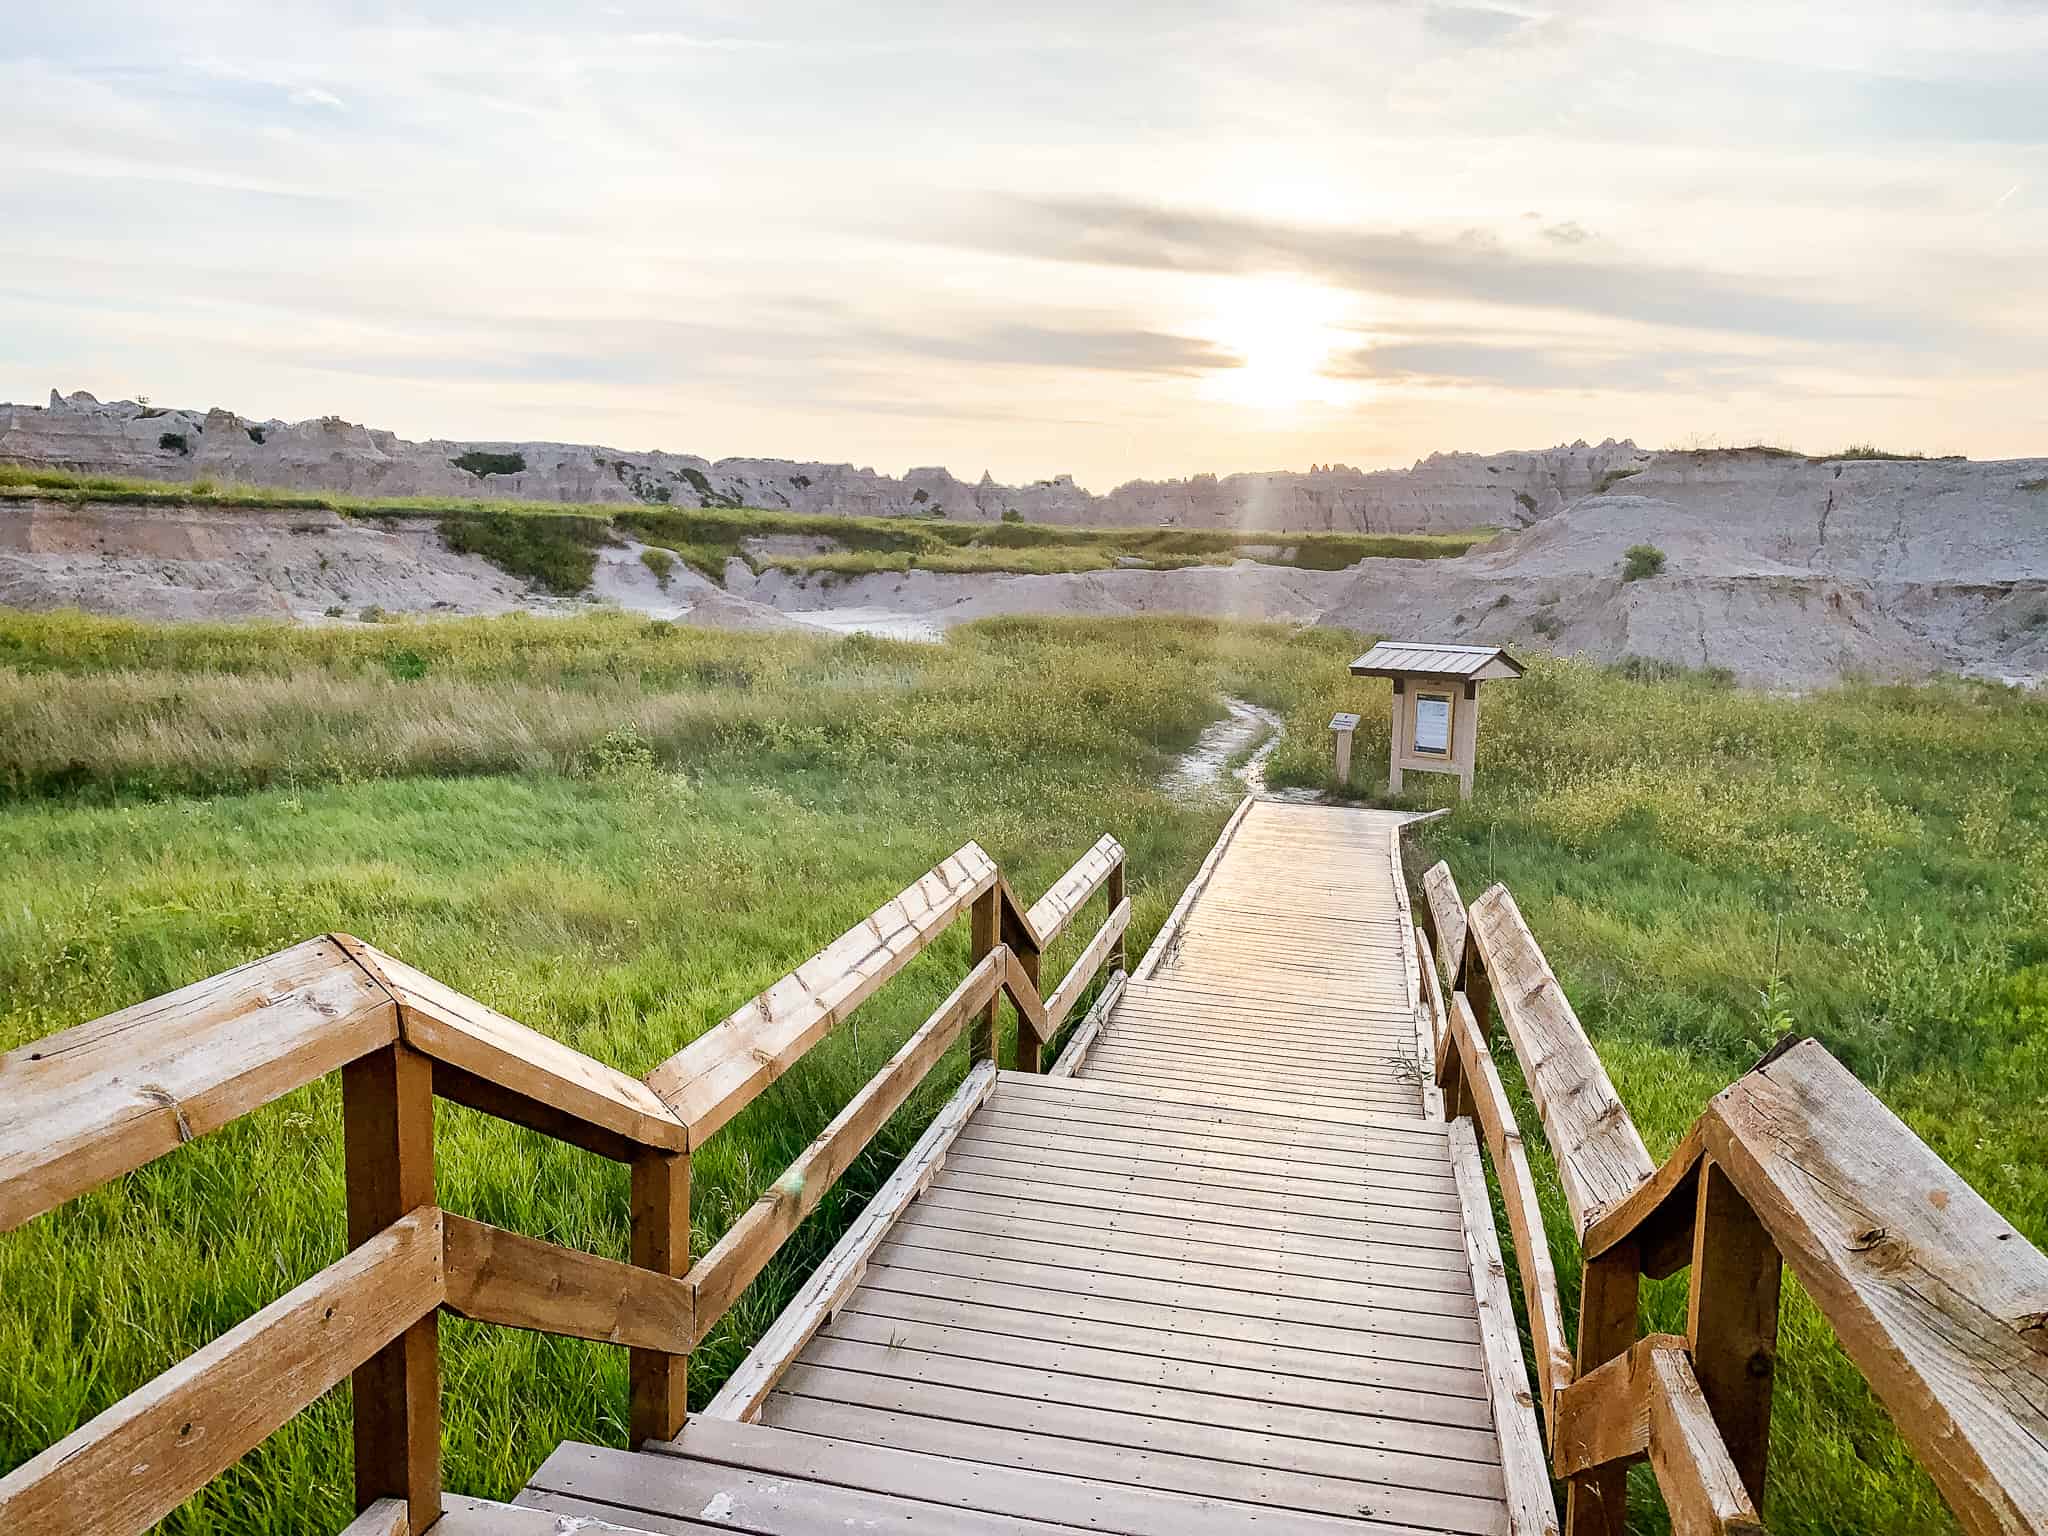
[1346,643,1524,800]
[1328,712,1361,785]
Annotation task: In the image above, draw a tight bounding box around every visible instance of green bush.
[450,450,527,478]
[157,432,188,456]
[1622,543,1667,581]
[1001,508,1024,523]
[639,547,676,590]
[440,512,609,595]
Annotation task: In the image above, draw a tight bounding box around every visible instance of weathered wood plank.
[0,937,396,1233]
[441,1212,694,1353]
[1645,1348,1768,1536]
[1467,882,1654,1238]
[1025,834,1124,947]
[1551,1332,1684,1477]
[1447,1120,1561,1536]
[1421,860,1469,991]
[339,1498,409,1536]
[704,1059,997,1423]
[653,1414,1444,1536]
[0,1208,443,1536]
[1704,1039,2048,1536]
[1132,795,1254,981]
[1444,991,1574,1419]
[1581,1119,1704,1277]
[1046,968,1124,1077]
[351,941,684,1154]
[687,952,1004,1340]
[646,843,999,1143]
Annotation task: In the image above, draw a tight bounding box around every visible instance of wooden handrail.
[1411,841,2048,1536]
[0,832,1129,1535]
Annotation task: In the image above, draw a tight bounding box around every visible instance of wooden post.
[341,1043,440,1530]
[1006,908,1044,1075]
[1566,1241,1642,1536]
[1687,1158,1781,1507]
[629,1149,692,1444]
[968,887,999,1066]
[1105,858,1127,974]
[1388,679,1406,794]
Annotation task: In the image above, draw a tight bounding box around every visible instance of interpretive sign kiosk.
[1348,641,1523,800]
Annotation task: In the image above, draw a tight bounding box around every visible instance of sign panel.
[1413,693,1452,756]
[1328,712,1361,733]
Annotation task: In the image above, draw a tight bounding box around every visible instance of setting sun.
[1201,275,1357,410]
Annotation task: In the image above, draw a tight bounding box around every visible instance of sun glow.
[1201,275,1357,410]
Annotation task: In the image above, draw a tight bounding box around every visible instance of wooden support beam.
[968,885,1000,1066]
[342,1043,441,1529]
[1565,1242,1642,1536]
[0,1208,444,1536]
[1105,857,1127,974]
[1705,1039,2048,1536]
[348,940,683,1155]
[339,1498,410,1536]
[1046,970,1125,1079]
[999,884,1046,1073]
[1582,1121,1705,1279]
[629,1150,691,1444]
[704,1060,998,1422]
[646,843,999,1143]
[441,1213,694,1354]
[686,953,1005,1342]
[1686,1158,1780,1507]
[1552,1337,1764,1536]
[1645,1349,1768,1536]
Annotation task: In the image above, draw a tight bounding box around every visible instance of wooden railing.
[1413,856,2048,1536]
[0,834,1128,1535]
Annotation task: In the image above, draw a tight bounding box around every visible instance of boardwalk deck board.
[526,802,1552,1535]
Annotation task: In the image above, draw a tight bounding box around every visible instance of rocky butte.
[2,389,1639,533]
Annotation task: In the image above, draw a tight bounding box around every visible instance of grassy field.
[2,610,2043,1534]
[0,465,1488,595]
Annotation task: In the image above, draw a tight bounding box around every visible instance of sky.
[4,1,2046,491]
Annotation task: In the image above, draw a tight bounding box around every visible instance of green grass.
[1622,542,1667,581]
[0,465,1488,590]
[2,612,2044,1535]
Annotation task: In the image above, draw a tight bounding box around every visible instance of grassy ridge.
[2,610,2044,1534]
[0,465,1487,591]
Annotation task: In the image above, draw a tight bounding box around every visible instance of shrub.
[450,450,526,478]
[246,426,266,445]
[1001,508,1024,523]
[2021,477,2048,494]
[1824,444,1923,462]
[158,432,189,455]
[1530,611,1560,638]
[1513,491,1537,514]
[323,604,345,618]
[385,648,429,681]
[640,547,677,590]
[359,605,391,623]
[1622,543,1666,581]
[440,512,608,595]
[1595,467,1641,494]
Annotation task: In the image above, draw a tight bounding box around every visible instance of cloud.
[877,324,1241,375]
[289,86,344,109]
[944,198,1943,347]
[1336,339,1773,392]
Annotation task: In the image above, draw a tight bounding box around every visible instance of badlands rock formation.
[1,389,1637,533]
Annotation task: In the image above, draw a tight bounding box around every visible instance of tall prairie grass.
[1,610,2042,1535]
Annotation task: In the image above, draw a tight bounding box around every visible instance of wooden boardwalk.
[517,803,1541,1535]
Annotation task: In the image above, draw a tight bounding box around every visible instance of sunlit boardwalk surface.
[517,802,1537,1536]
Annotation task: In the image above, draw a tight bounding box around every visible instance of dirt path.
[1161,698,1284,801]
